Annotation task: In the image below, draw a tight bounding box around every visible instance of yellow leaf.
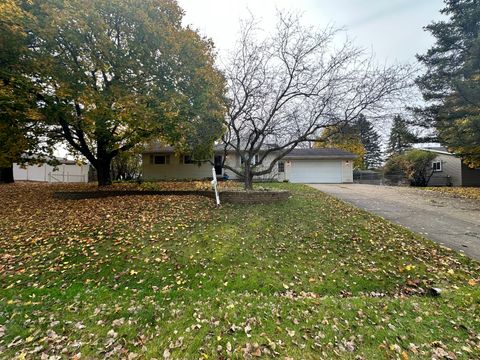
[468,279,477,286]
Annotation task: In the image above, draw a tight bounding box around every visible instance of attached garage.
[141,143,356,183]
[288,160,342,183]
[283,148,356,184]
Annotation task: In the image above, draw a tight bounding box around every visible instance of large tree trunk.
[0,165,14,183]
[96,159,112,186]
[244,165,254,190]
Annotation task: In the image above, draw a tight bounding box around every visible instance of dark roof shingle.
[284,148,357,159]
[143,143,357,159]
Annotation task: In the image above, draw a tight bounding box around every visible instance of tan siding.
[142,154,213,180]
[428,154,462,187]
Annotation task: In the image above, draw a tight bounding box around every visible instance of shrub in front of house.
[384,149,437,187]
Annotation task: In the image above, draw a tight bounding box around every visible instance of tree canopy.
[416,0,480,167]
[384,149,437,187]
[9,0,225,185]
[318,124,366,169]
[319,115,382,169]
[387,115,415,158]
[0,0,50,182]
[222,13,413,189]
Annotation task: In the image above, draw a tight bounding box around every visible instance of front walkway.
[310,184,480,261]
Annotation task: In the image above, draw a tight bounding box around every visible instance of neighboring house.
[13,158,90,183]
[141,144,356,184]
[422,147,480,187]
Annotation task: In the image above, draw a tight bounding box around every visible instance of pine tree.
[416,0,480,167]
[356,115,382,169]
[387,115,415,157]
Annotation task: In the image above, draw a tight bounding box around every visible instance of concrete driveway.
[310,184,480,261]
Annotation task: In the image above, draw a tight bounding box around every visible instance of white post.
[211,167,220,206]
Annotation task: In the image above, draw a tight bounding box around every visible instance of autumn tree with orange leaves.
[2,0,226,185]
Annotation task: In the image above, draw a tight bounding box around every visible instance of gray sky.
[177,0,445,64]
[56,1,445,158]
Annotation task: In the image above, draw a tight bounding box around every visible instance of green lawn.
[0,182,479,359]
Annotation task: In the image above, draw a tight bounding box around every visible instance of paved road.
[310,184,480,261]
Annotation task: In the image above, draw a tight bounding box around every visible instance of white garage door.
[289,160,342,183]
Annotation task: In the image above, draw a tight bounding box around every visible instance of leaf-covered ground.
[422,187,480,201]
[0,182,479,359]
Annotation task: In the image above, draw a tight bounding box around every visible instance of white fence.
[13,163,89,183]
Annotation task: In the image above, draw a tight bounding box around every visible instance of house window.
[183,155,194,164]
[432,160,442,172]
[154,155,169,165]
[278,161,285,173]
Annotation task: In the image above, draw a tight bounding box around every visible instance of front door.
[214,155,223,176]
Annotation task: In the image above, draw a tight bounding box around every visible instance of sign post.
[211,167,220,206]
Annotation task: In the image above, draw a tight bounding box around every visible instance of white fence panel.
[13,163,89,183]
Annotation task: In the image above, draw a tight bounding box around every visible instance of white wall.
[13,163,89,183]
[342,160,353,183]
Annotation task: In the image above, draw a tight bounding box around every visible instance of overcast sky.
[177,0,445,64]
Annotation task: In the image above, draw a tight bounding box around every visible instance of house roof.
[142,143,280,154]
[143,144,176,154]
[143,143,357,159]
[284,148,357,160]
[420,146,454,156]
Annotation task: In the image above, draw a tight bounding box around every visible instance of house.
[13,158,90,183]
[141,144,356,184]
[422,147,480,187]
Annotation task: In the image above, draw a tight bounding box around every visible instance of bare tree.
[221,13,413,189]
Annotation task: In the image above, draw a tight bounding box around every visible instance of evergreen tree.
[356,115,382,169]
[387,115,415,157]
[416,0,480,167]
